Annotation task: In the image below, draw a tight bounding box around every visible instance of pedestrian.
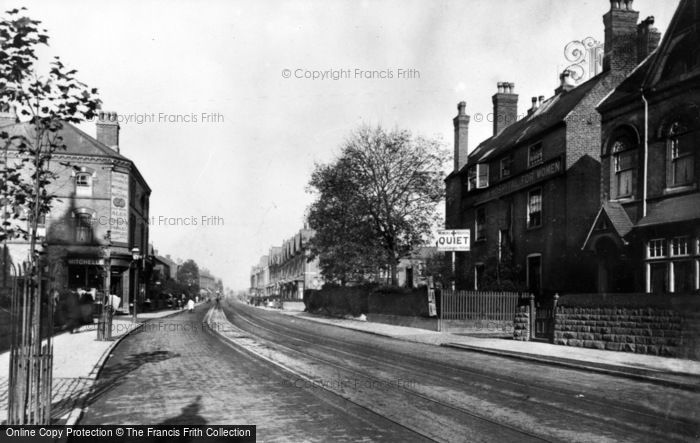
[187,298,195,313]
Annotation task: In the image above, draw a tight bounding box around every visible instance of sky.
[14,0,680,290]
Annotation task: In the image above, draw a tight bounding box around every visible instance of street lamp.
[131,247,142,323]
[98,231,112,340]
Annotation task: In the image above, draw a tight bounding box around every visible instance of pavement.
[0,306,193,425]
[264,307,700,390]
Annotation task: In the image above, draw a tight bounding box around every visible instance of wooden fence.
[439,290,523,333]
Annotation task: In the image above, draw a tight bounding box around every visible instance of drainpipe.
[641,89,649,218]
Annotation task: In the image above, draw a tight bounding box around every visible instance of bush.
[304,284,430,317]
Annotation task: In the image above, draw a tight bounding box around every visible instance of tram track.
[207,306,552,442]
[222,302,700,442]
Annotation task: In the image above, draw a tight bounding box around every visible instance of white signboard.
[436,229,471,252]
[110,172,130,244]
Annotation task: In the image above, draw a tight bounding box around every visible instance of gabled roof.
[2,121,131,161]
[582,201,634,250]
[600,0,700,111]
[2,120,151,193]
[464,74,604,169]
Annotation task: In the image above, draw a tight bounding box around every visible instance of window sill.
[611,196,636,203]
[663,184,697,196]
[527,225,543,232]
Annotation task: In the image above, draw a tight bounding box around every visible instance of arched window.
[611,136,637,198]
[667,120,695,187]
[75,213,93,243]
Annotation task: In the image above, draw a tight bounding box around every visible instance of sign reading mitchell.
[474,156,564,205]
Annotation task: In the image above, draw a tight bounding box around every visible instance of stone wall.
[513,306,530,341]
[554,307,683,356]
[553,294,700,359]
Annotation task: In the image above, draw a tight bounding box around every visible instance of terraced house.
[445,0,661,299]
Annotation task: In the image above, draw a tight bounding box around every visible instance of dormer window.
[500,156,512,179]
[477,164,489,188]
[528,143,543,168]
[75,172,93,197]
[467,166,477,191]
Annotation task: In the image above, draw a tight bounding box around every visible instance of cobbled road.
[78,304,428,442]
[78,301,700,442]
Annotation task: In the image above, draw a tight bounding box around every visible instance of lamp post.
[98,231,112,340]
[131,247,142,323]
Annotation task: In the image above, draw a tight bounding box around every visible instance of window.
[649,262,668,294]
[475,207,486,241]
[527,188,542,229]
[528,143,543,168]
[671,237,690,257]
[75,213,93,243]
[500,156,512,179]
[75,173,93,197]
[498,229,510,261]
[477,164,489,188]
[468,164,489,190]
[474,263,485,291]
[648,239,666,258]
[527,254,542,295]
[673,261,694,294]
[667,121,695,187]
[612,137,636,198]
[467,166,477,191]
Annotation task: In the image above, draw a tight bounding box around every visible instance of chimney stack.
[96,111,120,153]
[492,82,518,136]
[453,101,470,172]
[603,0,640,74]
[555,69,576,94]
[637,16,661,63]
[528,97,539,116]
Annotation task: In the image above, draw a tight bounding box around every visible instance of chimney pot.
[492,82,519,136]
[457,101,466,115]
[96,109,120,153]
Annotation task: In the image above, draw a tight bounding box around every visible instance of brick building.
[445,0,660,299]
[583,0,700,295]
[1,110,151,313]
[251,228,322,300]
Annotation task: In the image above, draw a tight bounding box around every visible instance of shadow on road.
[156,395,208,443]
[53,350,180,419]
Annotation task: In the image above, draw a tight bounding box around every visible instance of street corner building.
[0,109,151,314]
[445,0,666,299]
[583,0,700,296]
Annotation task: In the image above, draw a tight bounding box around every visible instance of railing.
[7,261,54,425]
[439,290,522,333]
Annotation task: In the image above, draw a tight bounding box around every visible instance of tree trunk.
[390,261,398,287]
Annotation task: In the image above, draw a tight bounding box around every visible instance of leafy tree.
[308,125,447,286]
[176,259,200,295]
[423,252,454,288]
[0,8,101,260]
